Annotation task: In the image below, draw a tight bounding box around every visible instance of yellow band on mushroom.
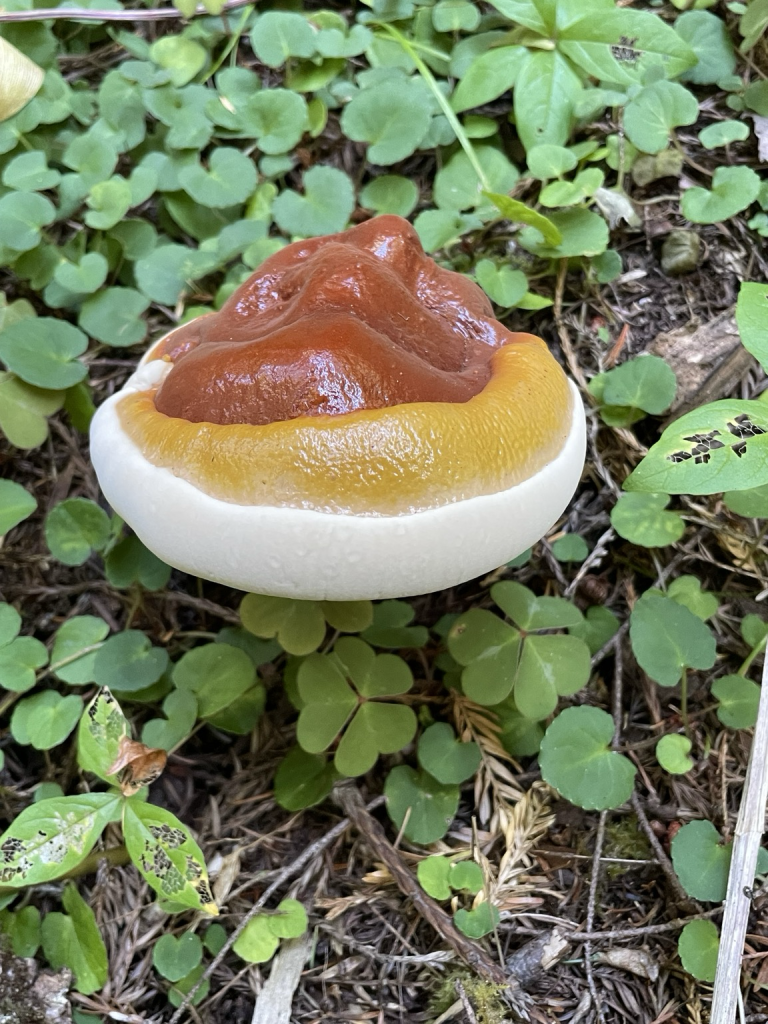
[116,337,572,517]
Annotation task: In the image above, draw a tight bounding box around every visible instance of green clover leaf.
[0,478,37,533]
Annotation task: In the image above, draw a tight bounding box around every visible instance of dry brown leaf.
[106,736,167,796]
[594,946,660,982]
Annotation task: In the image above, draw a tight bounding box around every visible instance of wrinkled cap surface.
[90,215,586,599]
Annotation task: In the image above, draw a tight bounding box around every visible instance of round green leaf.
[0,479,36,533]
[475,260,527,308]
[178,148,257,209]
[232,916,279,964]
[671,820,731,901]
[417,855,452,899]
[518,207,608,258]
[85,177,133,231]
[360,175,418,217]
[527,144,578,180]
[172,642,255,719]
[93,630,169,693]
[454,901,499,939]
[0,603,21,647]
[678,920,719,982]
[250,11,316,68]
[79,288,149,348]
[551,533,589,563]
[417,723,481,784]
[0,318,87,390]
[50,615,109,685]
[53,253,108,296]
[736,282,768,377]
[0,191,55,252]
[682,166,761,224]
[0,372,65,449]
[698,119,749,149]
[611,492,685,547]
[153,932,203,983]
[384,765,460,844]
[272,165,354,237]
[268,899,307,939]
[656,733,694,774]
[624,80,699,154]
[11,691,82,750]
[449,860,484,894]
[666,576,718,621]
[539,706,637,811]
[274,746,337,811]
[602,355,677,414]
[149,36,207,88]
[675,11,736,85]
[434,145,518,211]
[45,498,111,566]
[2,150,60,191]
[341,82,431,165]
[630,591,716,687]
[712,674,760,729]
[134,244,218,305]
[0,635,48,692]
[240,89,308,155]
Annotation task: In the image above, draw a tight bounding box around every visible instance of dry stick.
[711,650,768,1024]
[584,810,608,1024]
[631,791,700,911]
[0,0,253,20]
[167,799,383,1024]
[333,784,509,987]
[569,907,722,943]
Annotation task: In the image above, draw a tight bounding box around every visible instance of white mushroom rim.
[90,373,586,601]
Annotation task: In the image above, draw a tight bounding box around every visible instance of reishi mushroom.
[90,215,586,601]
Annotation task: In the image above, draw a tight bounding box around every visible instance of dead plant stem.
[710,650,768,1024]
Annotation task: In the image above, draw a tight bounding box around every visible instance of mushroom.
[90,215,586,601]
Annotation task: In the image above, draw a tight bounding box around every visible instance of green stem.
[680,668,689,736]
[374,22,490,193]
[201,3,252,83]
[738,635,767,677]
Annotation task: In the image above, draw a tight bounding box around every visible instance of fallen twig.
[711,650,768,1023]
[584,810,608,1024]
[333,783,509,987]
[569,906,722,942]
[631,791,701,911]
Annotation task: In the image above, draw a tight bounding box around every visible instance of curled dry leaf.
[0,37,44,122]
[106,736,167,796]
[594,946,660,982]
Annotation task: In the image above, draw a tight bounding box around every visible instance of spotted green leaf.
[0,793,120,887]
[77,686,129,782]
[123,800,217,915]
[624,399,768,495]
